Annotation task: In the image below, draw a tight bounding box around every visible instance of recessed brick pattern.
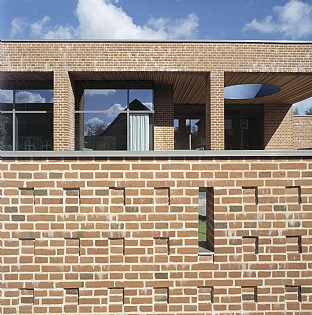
[1,156,312,314]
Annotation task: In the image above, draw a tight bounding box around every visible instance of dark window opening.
[225,104,263,150]
[174,104,205,150]
[198,187,214,255]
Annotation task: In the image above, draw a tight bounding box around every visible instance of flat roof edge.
[1,39,312,44]
[1,150,312,158]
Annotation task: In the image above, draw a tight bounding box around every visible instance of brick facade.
[1,156,312,314]
[1,40,312,314]
[293,116,312,150]
[2,40,312,150]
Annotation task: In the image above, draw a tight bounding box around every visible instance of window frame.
[0,88,53,151]
[75,88,154,151]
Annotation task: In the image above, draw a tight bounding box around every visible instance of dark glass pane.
[0,114,13,151]
[75,112,127,150]
[174,104,205,150]
[0,103,13,111]
[15,103,53,112]
[225,105,263,150]
[16,113,53,151]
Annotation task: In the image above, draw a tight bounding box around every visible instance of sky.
[1,0,312,113]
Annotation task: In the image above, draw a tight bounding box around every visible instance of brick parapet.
[2,41,312,72]
[1,156,312,314]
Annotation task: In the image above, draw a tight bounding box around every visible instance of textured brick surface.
[1,156,312,314]
[293,116,312,150]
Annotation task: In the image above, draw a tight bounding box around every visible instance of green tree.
[293,107,299,115]
[0,115,9,150]
[305,106,312,115]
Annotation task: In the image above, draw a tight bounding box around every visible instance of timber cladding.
[1,156,312,314]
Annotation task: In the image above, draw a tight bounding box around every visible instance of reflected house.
[84,99,151,150]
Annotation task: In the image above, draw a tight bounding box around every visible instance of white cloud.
[146,14,198,39]
[76,0,198,39]
[84,89,116,96]
[11,17,27,37]
[0,90,48,103]
[243,0,312,39]
[85,117,104,126]
[30,16,50,37]
[10,0,199,40]
[105,103,125,116]
[43,25,76,40]
[16,91,46,103]
[293,97,312,114]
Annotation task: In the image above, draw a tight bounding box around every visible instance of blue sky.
[1,0,312,113]
[2,0,312,40]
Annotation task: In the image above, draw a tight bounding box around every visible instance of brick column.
[53,70,75,150]
[264,104,294,150]
[154,84,174,150]
[206,71,224,150]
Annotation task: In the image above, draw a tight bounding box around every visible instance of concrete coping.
[1,150,312,158]
[2,39,312,44]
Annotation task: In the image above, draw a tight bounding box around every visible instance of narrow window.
[198,187,214,254]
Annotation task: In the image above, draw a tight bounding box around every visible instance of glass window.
[225,105,263,150]
[0,89,53,151]
[0,90,13,103]
[198,187,214,255]
[76,89,153,151]
[174,104,205,150]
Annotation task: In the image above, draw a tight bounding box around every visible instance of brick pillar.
[206,72,224,150]
[264,104,294,150]
[154,84,174,150]
[53,71,75,150]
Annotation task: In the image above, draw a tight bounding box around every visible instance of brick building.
[1,40,312,314]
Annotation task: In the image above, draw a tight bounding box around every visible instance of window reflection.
[0,89,53,151]
[75,89,153,151]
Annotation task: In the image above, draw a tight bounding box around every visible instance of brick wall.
[293,116,312,150]
[1,156,312,314]
[264,104,294,150]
